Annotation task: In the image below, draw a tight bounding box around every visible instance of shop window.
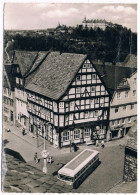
[63,132,70,141]
[74,129,80,139]
[84,128,90,137]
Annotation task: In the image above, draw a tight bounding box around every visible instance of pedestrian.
[96,140,99,147]
[101,140,105,148]
[22,128,25,136]
[34,152,38,163]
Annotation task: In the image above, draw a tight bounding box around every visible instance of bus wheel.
[74,180,81,189]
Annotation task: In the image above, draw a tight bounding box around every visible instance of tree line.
[4,24,137,63]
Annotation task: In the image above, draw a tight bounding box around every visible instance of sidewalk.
[3,121,129,162]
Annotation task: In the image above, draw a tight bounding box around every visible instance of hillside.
[4,24,137,64]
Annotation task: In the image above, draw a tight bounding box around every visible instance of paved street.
[2,121,135,193]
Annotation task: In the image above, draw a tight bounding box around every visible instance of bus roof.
[58,149,99,177]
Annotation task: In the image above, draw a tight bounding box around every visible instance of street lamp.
[41,121,51,174]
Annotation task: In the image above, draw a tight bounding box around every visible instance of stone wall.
[123,147,137,182]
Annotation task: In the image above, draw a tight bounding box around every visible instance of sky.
[4,3,137,32]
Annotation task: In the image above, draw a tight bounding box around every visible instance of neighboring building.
[82,17,114,30]
[116,54,137,68]
[3,65,16,123]
[11,51,39,129]
[46,28,56,36]
[25,52,110,148]
[123,131,137,182]
[94,64,137,140]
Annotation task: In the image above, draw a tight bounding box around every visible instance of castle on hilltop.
[82,17,114,30]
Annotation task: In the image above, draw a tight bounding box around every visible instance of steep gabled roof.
[12,51,38,76]
[116,54,137,68]
[3,65,16,90]
[94,64,137,96]
[25,51,49,77]
[25,52,87,100]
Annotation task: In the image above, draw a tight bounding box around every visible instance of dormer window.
[123,81,127,85]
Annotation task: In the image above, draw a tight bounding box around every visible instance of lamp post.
[41,121,51,174]
[41,149,49,174]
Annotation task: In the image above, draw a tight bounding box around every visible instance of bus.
[58,149,99,188]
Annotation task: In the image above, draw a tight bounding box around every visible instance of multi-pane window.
[122,119,125,124]
[59,102,64,108]
[63,132,70,141]
[133,78,136,84]
[95,110,98,117]
[117,92,121,99]
[69,114,73,120]
[123,106,127,111]
[4,107,9,113]
[92,74,96,79]
[89,111,93,117]
[60,115,64,122]
[76,75,81,81]
[132,90,136,96]
[125,91,129,98]
[95,98,99,104]
[74,129,80,139]
[130,104,134,110]
[16,77,19,84]
[128,118,131,123]
[70,101,74,107]
[84,128,90,137]
[10,100,13,106]
[85,111,88,118]
[115,107,119,113]
[117,119,120,125]
[76,87,80,93]
[112,121,115,126]
[91,86,95,92]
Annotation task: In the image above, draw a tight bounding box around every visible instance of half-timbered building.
[25,52,110,148]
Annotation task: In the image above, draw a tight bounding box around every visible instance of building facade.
[82,18,113,30]
[25,52,110,148]
[108,71,137,140]
[3,65,16,123]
